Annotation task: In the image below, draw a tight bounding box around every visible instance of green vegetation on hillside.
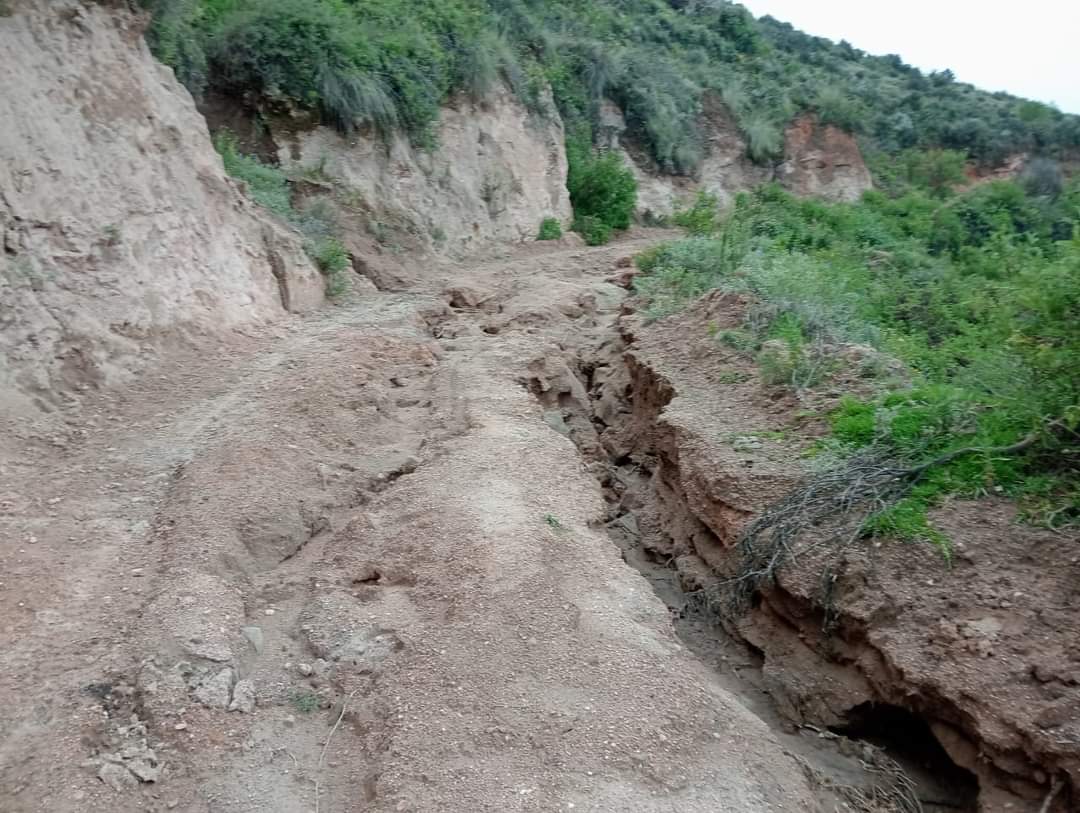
[566,135,638,245]
[636,173,1080,541]
[142,0,1080,175]
[213,133,351,296]
[537,217,563,241]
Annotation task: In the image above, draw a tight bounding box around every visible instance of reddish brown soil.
[579,289,1079,812]
[0,234,826,812]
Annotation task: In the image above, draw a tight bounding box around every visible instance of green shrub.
[899,148,968,197]
[673,191,720,236]
[537,217,563,241]
[757,341,795,386]
[812,85,862,132]
[634,176,1080,536]
[566,141,637,234]
[719,80,748,118]
[139,0,209,94]
[573,215,613,246]
[1019,157,1065,200]
[743,114,783,164]
[309,237,350,297]
[213,131,291,216]
[213,132,350,297]
[829,398,877,446]
[207,0,398,135]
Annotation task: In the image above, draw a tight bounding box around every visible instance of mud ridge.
[521,300,1080,811]
[528,295,1077,813]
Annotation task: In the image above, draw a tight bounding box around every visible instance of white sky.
[738,0,1080,114]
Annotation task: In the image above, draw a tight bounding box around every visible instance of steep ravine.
[525,286,1078,813]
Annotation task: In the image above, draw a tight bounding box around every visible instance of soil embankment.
[546,289,1080,813]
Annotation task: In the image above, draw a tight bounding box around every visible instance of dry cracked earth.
[0,234,832,812]
[2,233,1020,813]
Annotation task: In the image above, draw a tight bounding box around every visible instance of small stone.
[242,626,264,654]
[174,722,188,731]
[542,410,571,437]
[194,667,235,709]
[98,762,137,791]
[126,755,161,783]
[264,608,275,616]
[229,680,257,713]
[297,662,314,677]
[283,714,296,727]
[130,568,144,577]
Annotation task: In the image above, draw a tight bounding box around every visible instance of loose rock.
[241,626,264,654]
[193,667,235,709]
[229,679,256,713]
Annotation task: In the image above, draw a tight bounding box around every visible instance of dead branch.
[696,425,1049,623]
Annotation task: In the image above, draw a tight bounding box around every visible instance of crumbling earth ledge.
[585,289,1079,812]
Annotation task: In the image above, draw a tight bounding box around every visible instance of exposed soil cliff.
[0,1,324,415]
[270,86,572,258]
[778,114,875,203]
[574,291,1079,812]
[602,98,872,218]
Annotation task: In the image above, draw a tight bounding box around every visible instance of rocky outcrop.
[272,86,571,256]
[585,292,1078,813]
[695,95,776,208]
[778,114,873,202]
[597,100,697,220]
[0,1,324,414]
[603,99,870,219]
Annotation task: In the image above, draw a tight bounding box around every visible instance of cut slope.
[0,1,323,414]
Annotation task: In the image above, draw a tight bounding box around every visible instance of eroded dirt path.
[1,236,823,812]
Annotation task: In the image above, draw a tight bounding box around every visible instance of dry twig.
[691,431,1042,623]
[314,688,361,813]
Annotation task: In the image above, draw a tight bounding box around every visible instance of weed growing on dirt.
[214,132,351,298]
[290,691,320,714]
[537,218,563,241]
[102,224,122,246]
[543,513,565,531]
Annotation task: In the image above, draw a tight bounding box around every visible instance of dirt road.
[0,236,821,811]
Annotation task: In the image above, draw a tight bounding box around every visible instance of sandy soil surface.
[0,235,822,812]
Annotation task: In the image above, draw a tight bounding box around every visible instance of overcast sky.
[738,0,1080,114]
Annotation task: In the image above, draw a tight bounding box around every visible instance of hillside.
[1,2,1077,813]
[141,0,1080,173]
